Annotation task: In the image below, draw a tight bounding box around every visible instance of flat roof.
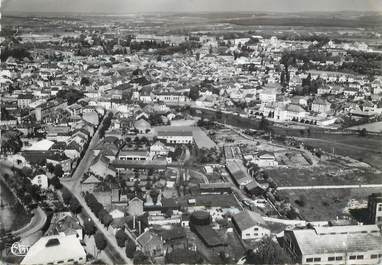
[26,139,54,151]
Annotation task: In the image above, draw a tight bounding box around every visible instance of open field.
[348,121,382,133]
[278,187,382,221]
[266,165,382,187]
[298,136,382,170]
[193,108,382,169]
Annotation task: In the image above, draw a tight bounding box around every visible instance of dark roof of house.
[46,152,70,162]
[191,225,226,247]
[50,142,67,151]
[66,140,82,153]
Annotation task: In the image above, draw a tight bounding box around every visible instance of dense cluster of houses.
[1,23,382,265]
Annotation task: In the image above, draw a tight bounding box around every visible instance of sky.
[1,0,382,13]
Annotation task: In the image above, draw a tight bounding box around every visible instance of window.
[371,255,378,259]
[377,217,382,221]
[57,261,64,264]
[379,254,382,258]
[306,258,313,262]
[356,255,363,260]
[335,257,342,261]
[313,258,321,262]
[349,256,356,260]
[245,233,251,236]
[68,259,74,262]
[254,227,259,231]
[328,257,335,261]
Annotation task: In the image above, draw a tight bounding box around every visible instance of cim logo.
[10,242,30,256]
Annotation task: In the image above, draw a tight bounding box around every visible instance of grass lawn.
[278,187,382,221]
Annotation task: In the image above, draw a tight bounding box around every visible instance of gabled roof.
[91,153,110,167]
[66,140,82,153]
[134,118,151,129]
[136,230,162,248]
[82,174,102,184]
[232,210,267,231]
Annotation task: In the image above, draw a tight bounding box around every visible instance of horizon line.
[2,10,382,16]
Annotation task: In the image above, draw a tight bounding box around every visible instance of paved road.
[63,112,107,189]
[62,112,133,264]
[62,182,131,264]
[277,184,382,190]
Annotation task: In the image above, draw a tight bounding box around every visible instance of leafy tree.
[69,197,82,215]
[94,232,107,253]
[125,240,137,259]
[245,237,292,264]
[47,163,55,173]
[49,177,62,190]
[102,213,113,229]
[145,181,152,190]
[359,128,367,137]
[259,116,270,132]
[97,209,108,220]
[133,250,150,264]
[84,219,96,237]
[189,86,200,101]
[115,229,128,248]
[62,189,72,205]
[80,77,91,86]
[54,164,64,178]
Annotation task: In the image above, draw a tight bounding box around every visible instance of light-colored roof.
[82,174,102,184]
[21,234,86,265]
[82,112,99,126]
[226,160,252,185]
[134,118,151,129]
[27,139,54,151]
[289,225,382,256]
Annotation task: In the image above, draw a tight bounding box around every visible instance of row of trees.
[115,229,142,262]
[61,189,82,215]
[84,192,113,228]
[99,112,113,138]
